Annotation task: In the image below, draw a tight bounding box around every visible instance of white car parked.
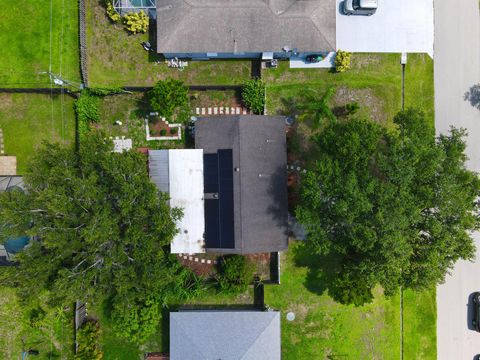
[343,0,378,16]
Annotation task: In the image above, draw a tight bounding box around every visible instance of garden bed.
[178,252,277,283]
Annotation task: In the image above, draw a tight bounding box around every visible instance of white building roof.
[149,150,205,254]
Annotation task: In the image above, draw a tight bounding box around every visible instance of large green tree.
[296,109,480,305]
[0,133,195,341]
[148,78,189,119]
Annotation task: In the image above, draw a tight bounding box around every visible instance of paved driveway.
[336,0,434,56]
[435,0,480,358]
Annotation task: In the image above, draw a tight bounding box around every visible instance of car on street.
[343,0,378,16]
[305,54,324,63]
[472,292,480,331]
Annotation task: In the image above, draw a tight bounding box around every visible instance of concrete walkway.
[435,0,480,359]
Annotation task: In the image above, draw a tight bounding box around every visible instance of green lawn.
[0,284,74,360]
[0,1,80,87]
[89,243,435,360]
[0,94,76,173]
[85,0,251,86]
[264,53,434,126]
[265,242,436,360]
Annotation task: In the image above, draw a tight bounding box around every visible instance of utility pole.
[39,71,84,90]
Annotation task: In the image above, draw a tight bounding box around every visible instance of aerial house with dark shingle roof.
[156,0,336,59]
[195,115,288,254]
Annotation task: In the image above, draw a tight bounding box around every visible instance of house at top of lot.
[169,310,281,360]
[195,115,288,254]
[156,0,336,59]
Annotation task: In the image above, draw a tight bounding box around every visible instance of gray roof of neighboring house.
[170,311,281,360]
[195,115,288,254]
[0,176,24,192]
[156,0,336,54]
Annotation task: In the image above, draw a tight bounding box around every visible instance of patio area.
[0,156,16,175]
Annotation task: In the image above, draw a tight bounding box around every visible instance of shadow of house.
[464,84,480,110]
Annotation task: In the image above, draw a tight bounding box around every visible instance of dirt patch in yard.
[350,54,383,70]
[0,95,14,111]
[334,87,386,123]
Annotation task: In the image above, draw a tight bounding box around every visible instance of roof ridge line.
[240,312,279,359]
[306,16,335,50]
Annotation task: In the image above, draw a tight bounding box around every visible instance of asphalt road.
[435,0,480,359]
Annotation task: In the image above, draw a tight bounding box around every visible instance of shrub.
[75,320,103,360]
[111,294,160,343]
[148,79,189,118]
[29,306,46,328]
[75,92,100,124]
[170,127,178,135]
[122,11,149,34]
[217,255,256,294]
[106,1,121,23]
[241,78,265,114]
[345,102,360,115]
[88,87,124,96]
[335,50,352,73]
[160,129,167,136]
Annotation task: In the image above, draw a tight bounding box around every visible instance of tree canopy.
[148,78,189,119]
[296,109,480,305]
[0,133,196,341]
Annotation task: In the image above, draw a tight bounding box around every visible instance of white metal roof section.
[149,149,205,254]
[336,0,434,57]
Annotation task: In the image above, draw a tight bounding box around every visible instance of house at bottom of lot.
[148,115,288,255]
[169,310,281,360]
[156,0,336,60]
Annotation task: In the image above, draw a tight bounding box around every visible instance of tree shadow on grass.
[279,96,301,117]
[134,92,152,119]
[464,84,480,110]
[291,242,341,297]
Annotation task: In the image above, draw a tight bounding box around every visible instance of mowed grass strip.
[0,94,76,174]
[0,0,79,87]
[86,0,251,86]
[265,242,436,360]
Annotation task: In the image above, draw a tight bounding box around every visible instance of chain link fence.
[79,0,89,87]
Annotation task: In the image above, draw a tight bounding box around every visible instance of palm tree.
[298,86,337,128]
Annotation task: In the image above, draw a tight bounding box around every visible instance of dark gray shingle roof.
[170,311,281,360]
[195,115,288,254]
[156,0,336,54]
